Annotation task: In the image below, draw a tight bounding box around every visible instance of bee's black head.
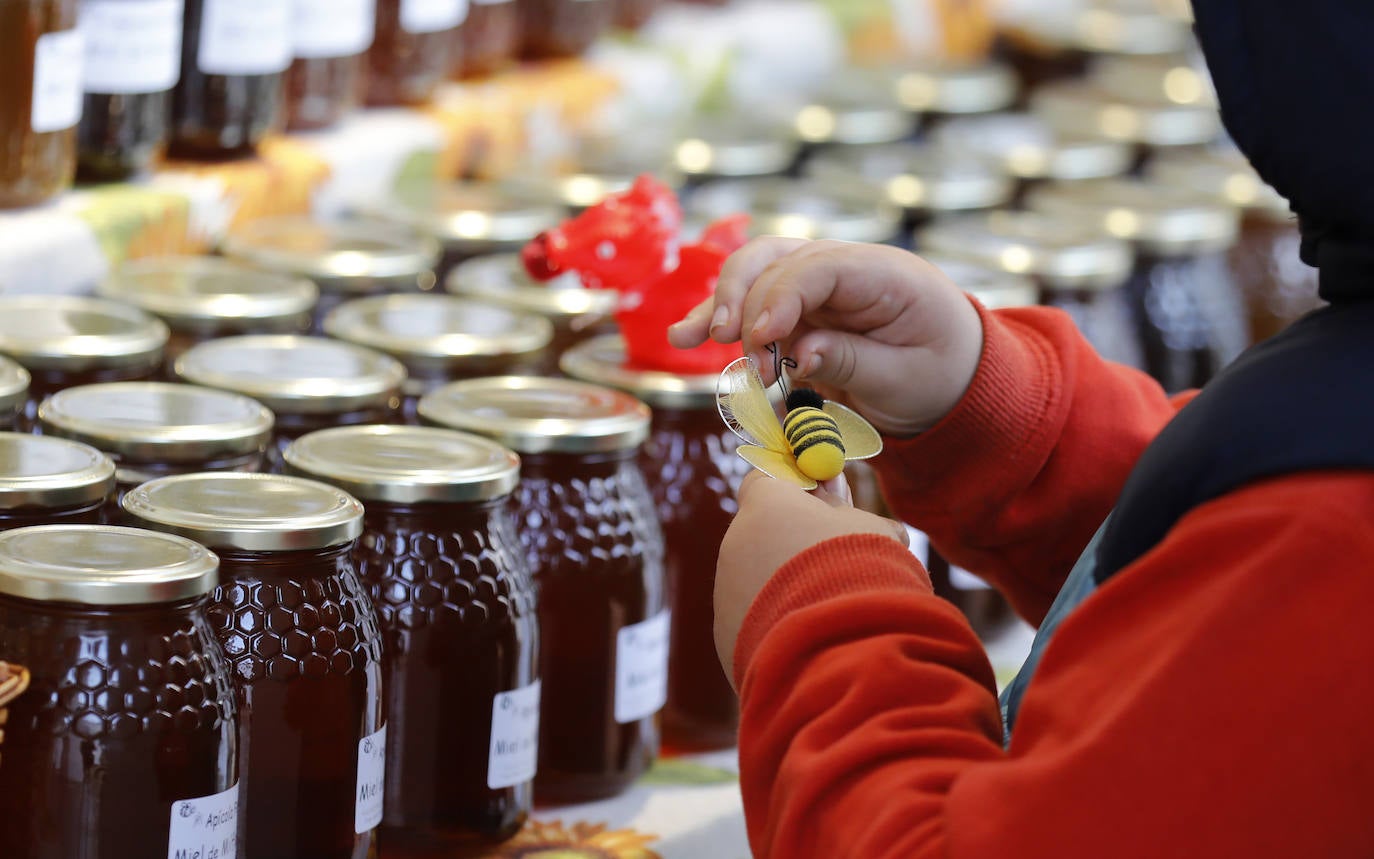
[785,388,825,411]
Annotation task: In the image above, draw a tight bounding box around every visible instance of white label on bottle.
[401,0,468,33]
[354,724,386,834]
[949,565,994,591]
[197,0,292,76]
[81,0,183,95]
[31,29,84,133]
[487,680,540,789]
[615,610,670,724]
[293,0,376,58]
[167,783,239,859]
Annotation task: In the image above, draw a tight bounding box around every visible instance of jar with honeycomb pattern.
[286,424,537,855]
[0,524,239,859]
[419,376,665,804]
[0,433,114,532]
[123,472,385,859]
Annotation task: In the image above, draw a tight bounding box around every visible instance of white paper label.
[81,0,183,95]
[401,0,468,33]
[487,680,540,789]
[354,724,386,834]
[32,29,84,133]
[949,565,994,591]
[614,610,670,724]
[167,783,239,859]
[197,0,292,76]
[294,0,376,58]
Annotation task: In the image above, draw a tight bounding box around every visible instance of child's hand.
[714,470,910,686]
[669,239,983,437]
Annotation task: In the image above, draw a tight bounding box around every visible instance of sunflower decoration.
[0,661,31,770]
[494,820,661,859]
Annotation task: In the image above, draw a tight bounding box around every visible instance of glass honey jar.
[173,335,406,471]
[38,382,274,512]
[418,376,666,803]
[123,472,386,859]
[686,176,902,245]
[454,0,517,78]
[324,294,553,421]
[0,433,115,532]
[366,0,465,106]
[284,0,376,132]
[285,424,538,854]
[0,357,29,431]
[0,524,239,859]
[889,59,1017,129]
[561,336,746,751]
[0,0,81,209]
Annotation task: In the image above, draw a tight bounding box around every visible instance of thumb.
[790,329,892,396]
[814,473,853,508]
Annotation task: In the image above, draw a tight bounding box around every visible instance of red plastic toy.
[522,174,748,374]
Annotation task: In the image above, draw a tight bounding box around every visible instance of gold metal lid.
[418,376,651,454]
[0,433,115,509]
[892,61,1017,116]
[686,178,901,244]
[1090,53,1216,109]
[0,296,168,372]
[123,473,364,552]
[0,525,218,606]
[222,216,440,290]
[370,182,565,252]
[560,335,719,410]
[920,254,1040,310]
[285,425,520,503]
[445,253,617,320]
[1026,178,1240,256]
[323,294,554,374]
[1147,148,1292,222]
[674,118,800,178]
[932,113,1132,182]
[39,383,274,463]
[794,70,917,146]
[1072,0,1193,54]
[98,256,318,327]
[919,211,1133,289]
[0,357,29,416]
[806,144,1016,214]
[174,335,406,415]
[1031,81,1222,148]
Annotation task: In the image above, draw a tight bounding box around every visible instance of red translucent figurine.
[522,175,747,374]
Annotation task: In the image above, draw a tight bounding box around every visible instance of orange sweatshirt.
[733,304,1374,858]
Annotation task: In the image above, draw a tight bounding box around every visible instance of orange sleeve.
[874,301,1188,624]
[735,473,1374,859]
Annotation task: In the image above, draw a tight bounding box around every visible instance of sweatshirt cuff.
[733,533,930,688]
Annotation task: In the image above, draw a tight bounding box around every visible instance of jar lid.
[371,182,565,251]
[445,254,617,320]
[286,425,520,503]
[0,433,115,509]
[1072,0,1193,54]
[418,376,651,454]
[686,178,901,244]
[98,256,319,327]
[1090,53,1216,109]
[1147,148,1291,222]
[560,335,717,410]
[932,113,1132,182]
[794,70,917,146]
[0,296,168,372]
[0,525,218,606]
[919,211,1134,289]
[221,217,440,289]
[1026,178,1240,255]
[39,383,274,463]
[174,335,406,415]
[921,254,1041,310]
[1031,81,1222,148]
[323,294,554,372]
[806,144,1016,214]
[892,61,1017,116]
[123,473,364,552]
[673,118,800,178]
[0,357,29,416]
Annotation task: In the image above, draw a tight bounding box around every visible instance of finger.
[667,296,716,349]
[711,236,811,344]
[814,474,853,508]
[739,240,851,358]
[887,517,911,547]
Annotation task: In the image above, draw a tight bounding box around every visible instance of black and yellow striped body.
[783,389,846,481]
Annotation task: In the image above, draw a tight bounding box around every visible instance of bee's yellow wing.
[717,356,790,454]
[825,401,883,461]
[737,445,817,490]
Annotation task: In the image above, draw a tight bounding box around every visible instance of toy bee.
[717,350,882,490]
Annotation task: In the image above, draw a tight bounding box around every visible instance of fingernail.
[710,305,729,332]
[801,353,821,378]
[750,309,771,338]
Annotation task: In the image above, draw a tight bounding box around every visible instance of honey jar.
[0,357,29,430]
[0,433,115,531]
